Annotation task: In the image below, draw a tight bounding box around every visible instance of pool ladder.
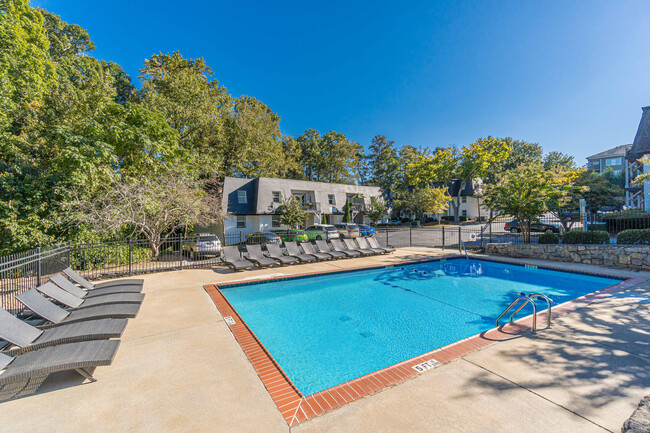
[495,293,552,334]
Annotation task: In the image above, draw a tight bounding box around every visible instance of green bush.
[616,229,650,245]
[71,245,151,271]
[561,230,610,245]
[376,222,397,227]
[538,232,559,244]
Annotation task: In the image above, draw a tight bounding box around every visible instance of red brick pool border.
[204,261,647,426]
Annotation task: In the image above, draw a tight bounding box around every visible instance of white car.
[184,233,222,260]
[304,224,340,241]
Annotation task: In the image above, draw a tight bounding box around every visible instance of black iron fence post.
[385,227,388,247]
[178,237,183,270]
[67,241,71,268]
[489,222,492,244]
[458,227,462,253]
[442,226,445,250]
[128,237,132,276]
[36,246,42,286]
[409,226,412,246]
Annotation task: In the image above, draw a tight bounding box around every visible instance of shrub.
[71,244,151,271]
[561,230,609,245]
[616,229,650,245]
[376,222,397,227]
[538,232,559,244]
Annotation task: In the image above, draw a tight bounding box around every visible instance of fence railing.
[3,216,650,312]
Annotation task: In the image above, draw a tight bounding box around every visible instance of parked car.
[334,223,360,238]
[183,233,221,260]
[245,232,282,245]
[272,229,308,242]
[504,220,560,233]
[357,224,376,237]
[304,224,340,240]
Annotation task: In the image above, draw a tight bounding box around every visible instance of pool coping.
[203,255,648,426]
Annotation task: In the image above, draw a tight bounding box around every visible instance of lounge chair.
[284,242,315,262]
[63,267,144,290]
[37,282,144,309]
[222,246,254,271]
[0,307,126,356]
[315,240,346,258]
[0,340,120,402]
[300,242,332,260]
[50,273,142,299]
[343,238,374,256]
[266,244,298,265]
[329,239,361,257]
[367,236,396,253]
[16,289,141,328]
[356,237,385,254]
[245,244,277,267]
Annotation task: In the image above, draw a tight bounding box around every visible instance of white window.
[461,196,467,203]
[271,215,281,228]
[612,169,622,175]
[605,157,622,166]
[237,190,247,204]
[236,216,246,228]
[328,194,335,205]
[272,191,281,203]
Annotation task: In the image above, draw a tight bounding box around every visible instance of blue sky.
[34,0,650,164]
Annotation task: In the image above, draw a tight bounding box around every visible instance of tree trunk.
[522,220,531,244]
[148,237,160,258]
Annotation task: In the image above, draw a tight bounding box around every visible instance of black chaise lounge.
[356,237,385,254]
[300,242,332,260]
[0,340,120,402]
[222,246,254,271]
[0,307,126,356]
[343,238,374,256]
[245,244,277,268]
[37,282,144,309]
[51,273,142,298]
[16,289,141,328]
[315,240,346,259]
[329,239,361,257]
[63,267,144,290]
[284,242,315,262]
[266,244,298,265]
[367,236,395,253]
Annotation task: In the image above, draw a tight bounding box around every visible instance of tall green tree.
[543,151,575,171]
[367,135,399,190]
[277,195,307,228]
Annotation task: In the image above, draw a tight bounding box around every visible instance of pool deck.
[0,247,649,432]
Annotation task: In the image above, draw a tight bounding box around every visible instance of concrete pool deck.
[0,248,648,432]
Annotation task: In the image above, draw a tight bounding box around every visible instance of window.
[612,169,622,175]
[236,216,246,228]
[605,157,622,166]
[328,194,335,205]
[462,209,468,217]
[272,191,281,203]
[461,196,467,203]
[237,190,247,204]
[271,215,281,228]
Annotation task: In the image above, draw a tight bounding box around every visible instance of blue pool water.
[221,258,620,396]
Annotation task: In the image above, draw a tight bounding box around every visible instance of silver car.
[184,233,222,260]
[334,223,360,238]
[305,224,340,241]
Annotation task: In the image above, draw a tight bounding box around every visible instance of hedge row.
[561,230,610,244]
[616,229,650,245]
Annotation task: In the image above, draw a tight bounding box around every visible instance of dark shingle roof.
[627,106,650,159]
[586,144,631,160]
[224,178,257,215]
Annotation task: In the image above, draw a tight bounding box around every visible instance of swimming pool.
[219,258,621,396]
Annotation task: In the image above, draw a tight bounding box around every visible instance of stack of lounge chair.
[0,268,144,402]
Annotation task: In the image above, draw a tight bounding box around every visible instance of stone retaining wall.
[485,243,650,271]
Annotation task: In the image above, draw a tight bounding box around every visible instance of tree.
[395,187,450,223]
[64,173,218,257]
[367,135,399,190]
[321,213,328,224]
[543,151,575,171]
[365,196,388,224]
[481,164,577,243]
[343,198,352,223]
[277,195,306,228]
[320,131,359,183]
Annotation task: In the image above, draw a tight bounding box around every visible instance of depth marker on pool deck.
[224,316,236,326]
[412,359,441,373]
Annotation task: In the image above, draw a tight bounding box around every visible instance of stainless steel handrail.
[460,240,469,260]
[509,293,552,329]
[496,295,538,333]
